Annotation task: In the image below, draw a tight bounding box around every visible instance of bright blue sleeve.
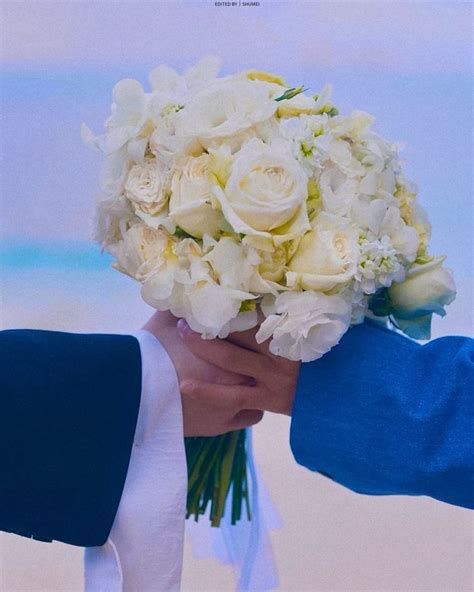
[290,321,474,509]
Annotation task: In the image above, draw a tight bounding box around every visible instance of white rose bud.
[169,154,226,238]
[215,138,309,237]
[124,158,169,216]
[388,256,456,339]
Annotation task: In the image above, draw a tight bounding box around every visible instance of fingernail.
[177,318,188,335]
[180,380,194,396]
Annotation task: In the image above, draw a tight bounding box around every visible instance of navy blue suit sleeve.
[290,321,474,509]
[0,329,142,546]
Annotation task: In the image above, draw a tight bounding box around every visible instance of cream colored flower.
[124,158,169,215]
[169,154,226,238]
[114,224,173,281]
[388,256,456,338]
[258,245,287,283]
[287,214,358,291]
[213,139,310,240]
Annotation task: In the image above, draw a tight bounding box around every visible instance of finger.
[143,309,178,332]
[178,320,272,381]
[228,409,264,431]
[180,380,265,412]
[226,329,270,355]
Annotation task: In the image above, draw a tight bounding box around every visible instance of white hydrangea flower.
[352,198,419,263]
[280,114,330,174]
[356,235,405,294]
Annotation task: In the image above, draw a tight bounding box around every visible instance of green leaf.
[415,253,434,265]
[368,288,393,317]
[239,299,256,313]
[275,85,306,102]
[174,226,194,239]
[326,106,339,117]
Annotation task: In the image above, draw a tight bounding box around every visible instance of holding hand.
[178,319,301,416]
[143,311,264,436]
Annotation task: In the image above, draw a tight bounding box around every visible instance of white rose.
[169,154,226,238]
[256,291,352,362]
[114,224,171,281]
[124,158,169,215]
[176,79,277,141]
[213,139,310,239]
[388,256,456,339]
[287,214,358,291]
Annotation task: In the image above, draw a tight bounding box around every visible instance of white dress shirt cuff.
[84,330,187,592]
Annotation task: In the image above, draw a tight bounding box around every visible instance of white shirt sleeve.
[84,330,187,592]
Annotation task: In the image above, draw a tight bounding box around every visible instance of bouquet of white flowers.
[83,57,456,526]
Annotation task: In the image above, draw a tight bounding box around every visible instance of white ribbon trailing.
[187,428,281,591]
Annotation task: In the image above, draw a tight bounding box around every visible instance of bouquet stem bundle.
[185,429,250,527]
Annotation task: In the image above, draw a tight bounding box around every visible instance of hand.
[143,311,264,436]
[178,320,301,416]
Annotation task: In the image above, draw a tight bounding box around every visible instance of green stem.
[184,430,250,527]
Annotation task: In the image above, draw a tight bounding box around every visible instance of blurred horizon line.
[2,66,472,104]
